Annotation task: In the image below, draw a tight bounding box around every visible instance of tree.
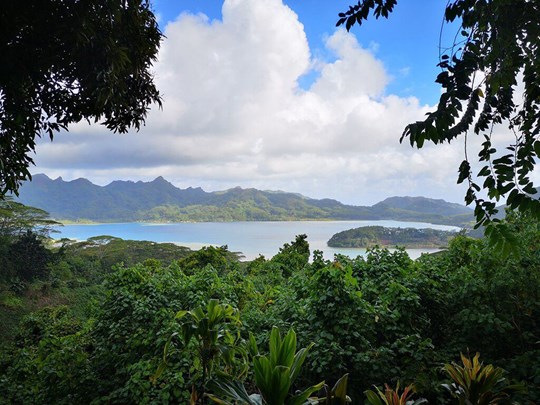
[271,234,310,277]
[9,230,51,280]
[337,0,540,228]
[177,245,230,275]
[0,1,162,196]
[0,196,61,238]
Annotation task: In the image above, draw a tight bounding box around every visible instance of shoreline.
[57,218,468,229]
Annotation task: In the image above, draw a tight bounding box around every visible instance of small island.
[327,226,459,249]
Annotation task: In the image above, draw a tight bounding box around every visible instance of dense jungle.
[0,201,538,404]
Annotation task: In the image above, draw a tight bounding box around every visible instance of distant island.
[16,174,474,227]
[327,226,459,249]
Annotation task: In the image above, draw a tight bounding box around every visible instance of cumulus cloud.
[33,0,467,205]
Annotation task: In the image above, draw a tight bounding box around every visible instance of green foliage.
[0,197,61,238]
[271,234,310,277]
[298,260,369,383]
[328,226,458,248]
[0,199,61,282]
[208,327,324,405]
[310,373,352,404]
[0,1,162,195]
[441,217,540,359]
[64,236,193,271]
[251,327,323,405]
[0,291,23,309]
[365,383,427,405]
[442,354,523,405]
[0,306,95,404]
[178,246,232,275]
[0,226,539,404]
[257,246,440,402]
[90,263,190,403]
[338,0,540,228]
[86,259,245,404]
[8,230,52,281]
[165,299,246,401]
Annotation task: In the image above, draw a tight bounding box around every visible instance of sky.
[32,0,473,206]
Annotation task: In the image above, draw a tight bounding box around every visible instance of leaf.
[365,389,385,405]
[477,166,490,177]
[498,182,515,195]
[457,160,471,184]
[253,357,291,405]
[345,15,356,31]
[289,381,325,405]
[331,373,350,402]
[336,18,346,27]
[207,375,258,405]
[534,140,540,157]
[248,333,259,357]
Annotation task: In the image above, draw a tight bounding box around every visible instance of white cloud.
[33,0,467,206]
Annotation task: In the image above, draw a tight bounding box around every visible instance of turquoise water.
[54,220,458,260]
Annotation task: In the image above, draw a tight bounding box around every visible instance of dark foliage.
[0,1,162,195]
[8,230,51,281]
[338,0,540,229]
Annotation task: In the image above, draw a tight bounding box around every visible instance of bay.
[55,220,459,260]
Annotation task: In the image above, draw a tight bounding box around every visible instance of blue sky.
[33,0,471,205]
[153,1,451,104]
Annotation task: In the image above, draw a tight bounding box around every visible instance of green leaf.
[289,381,325,405]
[248,333,259,357]
[364,389,385,405]
[331,373,350,402]
[289,343,314,383]
[207,375,259,405]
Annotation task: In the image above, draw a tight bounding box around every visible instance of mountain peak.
[70,177,92,185]
[151,176,170,184]
[30,173,52,182]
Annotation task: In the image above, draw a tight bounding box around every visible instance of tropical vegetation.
[327,226,460,249]
[0,201,538,404]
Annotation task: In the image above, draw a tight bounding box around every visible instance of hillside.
[17,174,474,226]
[327,226,459,249]
[372,196,472,216]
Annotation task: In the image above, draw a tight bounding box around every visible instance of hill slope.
[17,174,473,226]
[328,226,458,248]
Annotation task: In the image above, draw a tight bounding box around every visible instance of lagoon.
[55,220,459,260]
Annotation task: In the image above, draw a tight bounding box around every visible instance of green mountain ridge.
[17,174,474,226]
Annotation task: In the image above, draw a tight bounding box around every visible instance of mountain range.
[16,174,474,227]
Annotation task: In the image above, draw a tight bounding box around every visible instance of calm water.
[54,220,458,261]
